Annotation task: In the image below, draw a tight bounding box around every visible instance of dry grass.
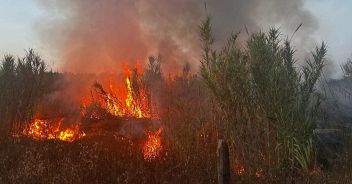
[1,25,352,184]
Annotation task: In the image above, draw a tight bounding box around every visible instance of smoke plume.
[35,0,318,74]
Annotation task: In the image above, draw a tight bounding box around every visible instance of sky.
[0,0,351,77]
[306,0,352,76]
[0,0,42,57]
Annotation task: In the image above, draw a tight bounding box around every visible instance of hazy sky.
[306,0,352,76]
[0,0,41,56]
[0,0,351,76]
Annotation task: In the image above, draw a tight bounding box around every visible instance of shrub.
[200,17,327,179]
[0,49,59,134]
[342,58,352,77]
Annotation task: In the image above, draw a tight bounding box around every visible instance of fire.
[255,169,263,178]
[23,119,58,140]
[143,128,163,161]
[234,164,264,178]
[19,64,162,160]
[125,76,143,118]
[23,119,85,142]
[58,129,75,141]
[84,65,154,119]
[235,165,245,176]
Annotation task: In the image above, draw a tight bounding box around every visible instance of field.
[1,18,352,183]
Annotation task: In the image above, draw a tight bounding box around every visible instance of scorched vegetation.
[0,19,352,184]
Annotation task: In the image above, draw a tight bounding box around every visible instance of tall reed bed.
[200,17,327,182]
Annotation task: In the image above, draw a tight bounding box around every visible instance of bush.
[342,58,352,77]
[0,49,59,134]
[200,17,327,179]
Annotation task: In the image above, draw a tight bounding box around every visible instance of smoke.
[35,0,318,74]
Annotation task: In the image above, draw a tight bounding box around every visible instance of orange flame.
[125,72,143,118]
[235,165,245,176]
[23,119,85,142]
[255,169,263,178]
[83,65,154,119]
[143,128,163,161]
[19,65,162,161]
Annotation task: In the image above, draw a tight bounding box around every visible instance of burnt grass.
[0,135,217,184]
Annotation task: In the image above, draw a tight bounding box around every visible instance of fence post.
[217,139,230,184]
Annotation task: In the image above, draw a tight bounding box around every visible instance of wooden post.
[217,139,230,184]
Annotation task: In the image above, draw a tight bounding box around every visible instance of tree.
[0,49,58,134]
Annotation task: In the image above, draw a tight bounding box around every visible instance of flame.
[235,165,245,176]
[83,65,154,119]
[125,72,143,118]
[19,65,162,160]
[106,93,125,117]
[23,119,57,140]
[234,165,264,178]
[255,169,263,178]
[24,119,44,139]
[143,128,163,161]
[58,129,75,142]
[23,119,85,142]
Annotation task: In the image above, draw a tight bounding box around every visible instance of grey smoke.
[35,0,318,74]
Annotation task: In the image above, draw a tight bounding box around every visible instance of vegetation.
[0,49,59,134]
[0,20,351,184]
[200,17,328,182]
[342,57,352,77]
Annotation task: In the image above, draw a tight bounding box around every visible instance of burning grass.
[86,66,155,119]
[1,24,352,183]
[0,127,217,183]
[11,64,164,168]
[0,52,219,183]
[143,128,163,161]
[22,118,85,142]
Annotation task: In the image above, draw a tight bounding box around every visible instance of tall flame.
[83,65,154,119]
[125,72,143,118]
